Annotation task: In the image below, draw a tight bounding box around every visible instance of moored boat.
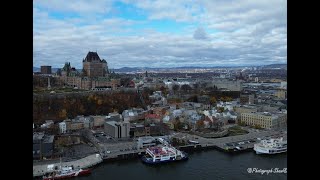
[141,145,188,165]
[254,137,287,154]
[42,166,91,180]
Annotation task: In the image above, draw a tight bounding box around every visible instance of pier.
[33,154,103,177]
[175,129,287,153]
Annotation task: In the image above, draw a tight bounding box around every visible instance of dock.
[176,129,286,153]
[33,154,103,177]
[34,129,286,177]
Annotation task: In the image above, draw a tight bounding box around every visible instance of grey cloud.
[193,27,209,40]
[34,0,287,68]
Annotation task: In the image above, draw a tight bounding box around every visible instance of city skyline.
[33,0,287,69]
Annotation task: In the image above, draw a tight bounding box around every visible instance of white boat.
[254,137,287,154]
[141,145,188,164]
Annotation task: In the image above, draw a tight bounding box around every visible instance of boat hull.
[254,146,287,154]
[43,169,91,180]
[77,169,91,176]
[141,153,188,165]
[43,173,75,180]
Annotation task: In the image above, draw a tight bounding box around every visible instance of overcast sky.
[33,0,287,69]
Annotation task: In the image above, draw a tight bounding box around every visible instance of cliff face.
[33,90,150,124]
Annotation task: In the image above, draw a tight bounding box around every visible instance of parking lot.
[225,139,257,147]
[100,140,137,154]
[94,132,115,143]
[63,144,98,161]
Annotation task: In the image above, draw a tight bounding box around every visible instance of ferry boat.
[42,166,91,180]
[254,137,287,154]
[141,145,188,164]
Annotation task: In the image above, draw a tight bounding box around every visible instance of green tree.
[217,107,225,113]
[253,124,263,129]
[238,121,246,126]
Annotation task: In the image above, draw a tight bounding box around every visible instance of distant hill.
[112,65,251,73]
[33,67,40,72]
[34,63,287,73]
[261,64,287,69]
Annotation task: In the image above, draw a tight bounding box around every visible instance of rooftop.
[33,132,54,143]
[83,51,102,62]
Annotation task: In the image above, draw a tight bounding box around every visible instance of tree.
[187,95,198,102]
[200,82,208,89]
[225,96,233,102]
[253,124,263,129]
[193,83,199,92]
[217,107,225,113]
[210,96,217,105]
[196,120,205,130]
[173,117,181,131]
[172,84,180,94]
[159,86,168,96]
[238,121,246,126]
[180,84,192,92]
[120,77,132,87]
[205,86,215,92]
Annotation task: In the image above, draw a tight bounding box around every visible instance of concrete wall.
[104,122,117,138]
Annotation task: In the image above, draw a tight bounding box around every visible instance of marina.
[33,129,286,178]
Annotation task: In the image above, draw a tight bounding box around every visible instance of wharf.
[33,154,103,177]
[176,129,286,153]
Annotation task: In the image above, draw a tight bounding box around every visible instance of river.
[75,150,287,180]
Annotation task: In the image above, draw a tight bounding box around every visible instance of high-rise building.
[240,94,255,105]
[41,66,52,74]
[104,121,130,138]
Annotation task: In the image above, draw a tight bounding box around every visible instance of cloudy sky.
[33,0,287,69]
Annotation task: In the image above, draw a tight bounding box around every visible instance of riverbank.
[75,150,287,180]
[33,129,286,177]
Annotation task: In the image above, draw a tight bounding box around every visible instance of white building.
[104,121,130,138]
[280,81,287,89]
[41,120,54,129]
[59,122,67,134]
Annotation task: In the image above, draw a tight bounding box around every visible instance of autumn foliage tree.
[196,120,205,130]
[210,96,217,105]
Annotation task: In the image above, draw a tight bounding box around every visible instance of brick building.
[82,52,108,78]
